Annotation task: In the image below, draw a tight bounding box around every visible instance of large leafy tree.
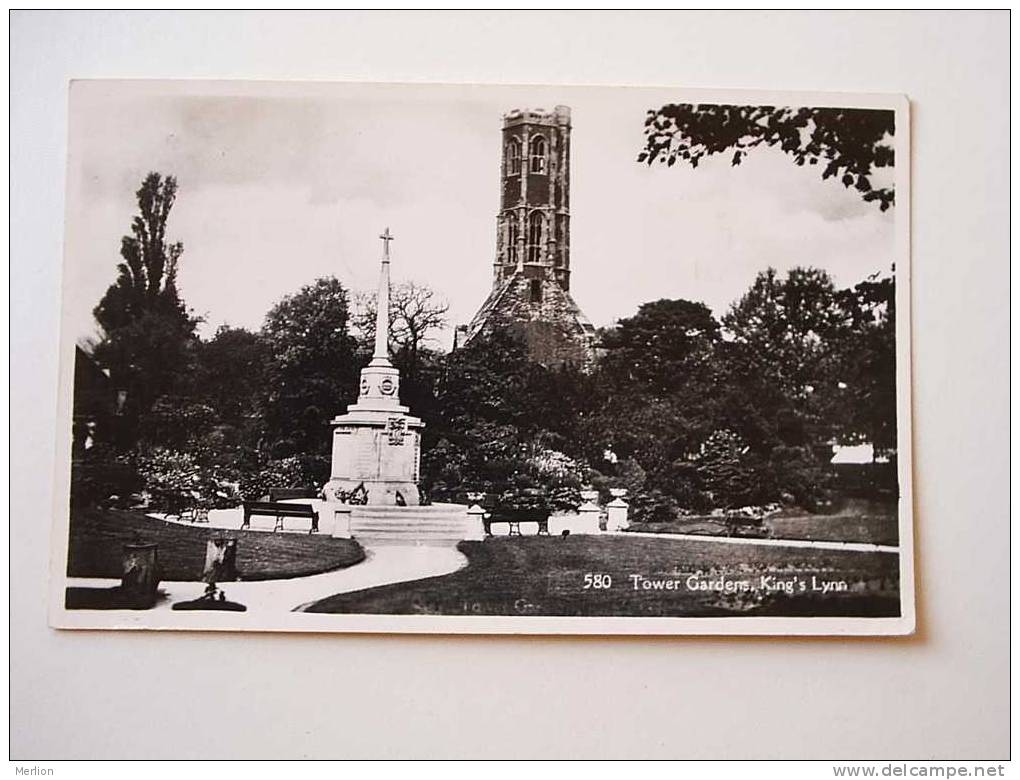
[721,264,896,453]
[422,329,532,497]
[596,299,723,458]
[190,326,268,428]
[91,172,197,446]
[600,298,720,396]
[422,329,587,509]
[259,277,360,461]
[639,104,896,210]
[830,269,897,451]
[589,299,726,511]
[719,267,844,450]
[145,325,273,488]
[432,328,532,437]
[724,267,843,395]
[715,265,899,505]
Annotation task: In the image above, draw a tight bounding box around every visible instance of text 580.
[583,573,613,589]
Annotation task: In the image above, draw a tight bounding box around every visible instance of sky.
[63,80,896,347]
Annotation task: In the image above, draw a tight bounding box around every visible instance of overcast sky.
[64,80,895,347]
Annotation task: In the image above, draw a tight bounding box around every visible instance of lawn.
[627,498,899,546]
[66,507,365,582]
[305,535,900,618]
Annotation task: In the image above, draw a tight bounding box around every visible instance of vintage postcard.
[49,80,913,635]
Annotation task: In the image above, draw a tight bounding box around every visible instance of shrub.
[526,446,584,511]
[492,476,582,515]
[659,459,712,512]
[420,438,470,500]
[292,453,331,488]
[629,488,682,523]
[697,430,762,508]
[768,444,830,510]
[134,447,239,511]
[137,396,218,450]
[237,457,307,501]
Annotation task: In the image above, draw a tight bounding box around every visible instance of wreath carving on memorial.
[331,481,369,505]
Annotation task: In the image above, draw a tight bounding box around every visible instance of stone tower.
[464,106,596,368]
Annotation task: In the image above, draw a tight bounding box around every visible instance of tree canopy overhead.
[638,104,896,211]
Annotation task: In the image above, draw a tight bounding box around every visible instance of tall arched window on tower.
[529,134,547,174]
[527,211,545,264]
[505,137,522,176]
[506,218,519,265]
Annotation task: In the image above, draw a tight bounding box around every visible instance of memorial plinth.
[321,360,425,506]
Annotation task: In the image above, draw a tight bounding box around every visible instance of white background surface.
[10,11,1009,759]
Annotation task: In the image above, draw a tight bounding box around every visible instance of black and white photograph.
[49,80,912,634]
[12,8,1012,764]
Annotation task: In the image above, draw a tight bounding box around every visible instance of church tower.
[464,106,596,368]
[494,105,572,291]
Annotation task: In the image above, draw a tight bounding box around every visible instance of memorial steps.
[348,503,483,545]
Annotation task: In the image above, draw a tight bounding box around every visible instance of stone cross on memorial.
[372,227,394,367]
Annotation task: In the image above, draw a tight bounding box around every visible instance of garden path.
[65,542,467,613]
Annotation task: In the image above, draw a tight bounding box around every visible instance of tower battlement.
[501,105,571,127]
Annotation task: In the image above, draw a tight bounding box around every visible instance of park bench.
[241,501,319,534]
[268,487,319,502]
[482,507,551,536]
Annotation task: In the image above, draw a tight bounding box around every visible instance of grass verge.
[66,507,365,582]
[628,498,899,546]
[305,535,900,618]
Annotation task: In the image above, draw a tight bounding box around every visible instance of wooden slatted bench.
[241,501,319,534]
[482,507,551,537]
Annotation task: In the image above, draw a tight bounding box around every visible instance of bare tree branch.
[354,280,450,360]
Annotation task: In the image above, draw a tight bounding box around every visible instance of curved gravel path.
[65,542,467,614]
